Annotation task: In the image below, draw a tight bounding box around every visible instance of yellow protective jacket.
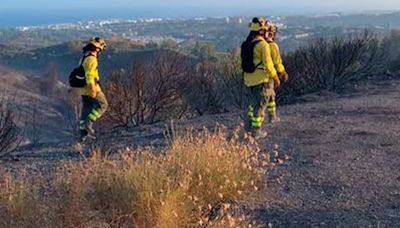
[79,54,102,97]
[244,35,277,87]
[269,41,286,74]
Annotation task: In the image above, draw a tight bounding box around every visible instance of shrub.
[182,60,225,115]
[217,52,251,110]
[278,31,386,103]
[57,88,81,140]
[53,128,267,227]
[25,103,46,146]
[0,95,21,158]
[103,50,191,128]
[382,30,400,72]
[189,32,388,112]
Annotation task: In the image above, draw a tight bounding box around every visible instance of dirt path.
[2,79,400,227]
[257,80,400,227]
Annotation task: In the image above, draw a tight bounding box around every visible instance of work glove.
[279,71,289,83]
[90,89,97,99]
[273,76,281,89]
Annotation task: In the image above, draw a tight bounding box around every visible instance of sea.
[0,7,300,28]
[0,8,169,28]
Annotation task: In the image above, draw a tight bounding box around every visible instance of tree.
[191,42,218,61]
[160,39,179,50]
[146,41,160,49]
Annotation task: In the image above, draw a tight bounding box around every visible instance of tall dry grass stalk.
[0,172,42,228]
[0,128,269,227]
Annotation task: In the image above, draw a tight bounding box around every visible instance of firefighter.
[265,23,289,123]
[78,37,108,141]
[241,17,278,139]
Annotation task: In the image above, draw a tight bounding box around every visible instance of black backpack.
[68,54,95,88]
[241,39,262,73]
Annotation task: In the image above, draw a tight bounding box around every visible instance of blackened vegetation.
[104,50,191,128]
[101,31,400,129]
[0,96,21,157]
[278,31,386,104]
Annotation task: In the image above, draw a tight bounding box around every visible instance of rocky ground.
[1,79,400,227]
[257,80,400,227]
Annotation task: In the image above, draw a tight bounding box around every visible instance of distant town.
[0,11,398,53]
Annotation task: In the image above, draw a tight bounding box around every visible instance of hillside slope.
[1,78,400,226]
[0,41,181,78]
[0,67,69,142]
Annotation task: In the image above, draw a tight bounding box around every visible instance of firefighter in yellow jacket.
[265,23,289,123]
[79,37,108,141]
[241,17,278,139]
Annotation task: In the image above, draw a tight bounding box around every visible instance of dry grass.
[0,173,42,228]
[0,128,269,227]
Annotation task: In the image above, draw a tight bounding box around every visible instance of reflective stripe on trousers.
[251,116,264,128]
[247,105,264,128]
[79,120,86,130]
[80,91,108,127]
[247,105,255,118]
[267,101,277,115]
[248,84,268,130]
[88,109,102,122]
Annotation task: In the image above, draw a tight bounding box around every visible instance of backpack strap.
[252,40,263,69]
[255,62,263,69]
[79,53,97,66]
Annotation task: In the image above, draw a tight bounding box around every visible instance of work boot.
[269,115,281,124]
[79,129,88,139]
[79,134,96,143]
[244,120,253,133]
[252,128,268,139]
[78,129,96,142]
[85,121,95,136]
[79,133,96,143]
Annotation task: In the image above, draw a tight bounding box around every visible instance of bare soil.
[1,79,400,227]
[257,80,400,227]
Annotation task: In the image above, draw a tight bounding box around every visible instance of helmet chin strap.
[89,49,100,58]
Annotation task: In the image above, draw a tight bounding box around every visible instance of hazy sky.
[3,0,400,12]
